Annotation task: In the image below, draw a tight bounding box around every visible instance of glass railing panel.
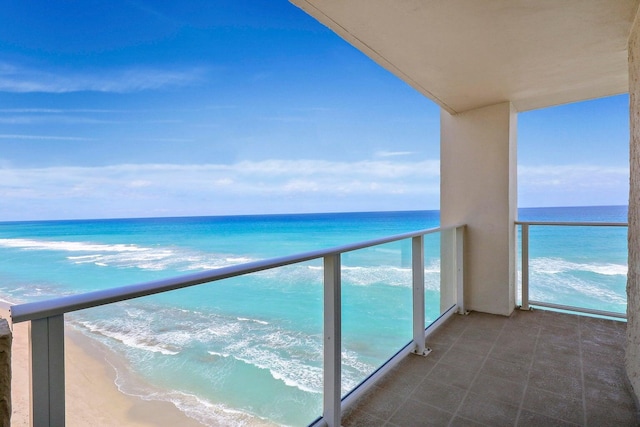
[340,240,413,396]
[423,232,442,326]
[521,224,627,316]
[438,227,461,316]
[68,262,324,426]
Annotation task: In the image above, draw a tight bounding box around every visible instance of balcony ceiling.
[291,0,640,113]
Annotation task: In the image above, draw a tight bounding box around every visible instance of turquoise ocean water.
[0,206,628,425]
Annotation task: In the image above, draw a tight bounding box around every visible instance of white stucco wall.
[440,102,517,316]
[627,4,640,402]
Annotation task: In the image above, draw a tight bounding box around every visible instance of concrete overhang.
[291,0,640,114]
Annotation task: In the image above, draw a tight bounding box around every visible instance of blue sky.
[0,0,630,221]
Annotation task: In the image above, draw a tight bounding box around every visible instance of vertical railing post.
[521,224,530,310]
[30,315,65,427]
[323,254,341,427]
[412,236,428,356]
[455,226,465,314]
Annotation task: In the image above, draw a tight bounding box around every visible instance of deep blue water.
[0,206,627,425]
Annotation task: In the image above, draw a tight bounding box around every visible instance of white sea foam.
[226,257,253,264]
[229,345,372,395]
[231,324,372,394]
[183,263,225,270]
[232,349,323,394]
[524,257,627,311]
[96,250,251,271]
[0,238,146,252]
[215,323,335,394]
[163,391,279,427]
[529,268,626,306]
[207,350,231,358]
[204,322,242,338]
[71,297,377,416]
[341,263,440,289]
[78,320,180,356]
[341,349,375,381]
[21,285,62,298]
[248,259,441,293]
[237,317,269,325]
[65,297,393,426]
[341,265,411,287]
[531,257,627,276]
[424,261,441,274]
[121,306,327,395]
[108,359,279,427]
[0,237,257,272]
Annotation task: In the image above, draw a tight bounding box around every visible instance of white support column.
[323,254,341,427]
[441,102,517,316]
[30,315,65,427]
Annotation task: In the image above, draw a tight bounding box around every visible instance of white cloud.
[374,150,415,158]
[518,164,629,207]
[519,164,628,187]
[0,159,440,220]
[229,159,439,179]
[5,160,625,220]
[0,116,123,125]
[0,108,129,113]
[0,134,94,141]
[0,62,206,93]
[0,161,627,219]
[127,180,152,188]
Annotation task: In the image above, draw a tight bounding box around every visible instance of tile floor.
[341,309,638,426]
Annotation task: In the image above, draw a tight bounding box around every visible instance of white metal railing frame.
[10,224,466,427]
[516,220,627,319]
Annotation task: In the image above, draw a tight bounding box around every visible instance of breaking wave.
[0,237,255,271]
[531,257,627,276]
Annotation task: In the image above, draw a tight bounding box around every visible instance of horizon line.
[0,204,628,225]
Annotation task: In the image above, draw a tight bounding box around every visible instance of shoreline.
[3,307,206,427]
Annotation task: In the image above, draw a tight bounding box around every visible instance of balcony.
[341,220,633,426]
[341,309,633,426]
[8,221,636,426]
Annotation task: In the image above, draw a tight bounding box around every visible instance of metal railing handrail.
[11,224,459,324]
[517,220,627,318]
[515,220,627,227]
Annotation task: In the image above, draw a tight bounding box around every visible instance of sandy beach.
[3,308,206,427]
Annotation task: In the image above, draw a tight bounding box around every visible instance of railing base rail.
[528,300,626,320]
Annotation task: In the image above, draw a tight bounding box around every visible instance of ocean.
[0,206,628,425]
